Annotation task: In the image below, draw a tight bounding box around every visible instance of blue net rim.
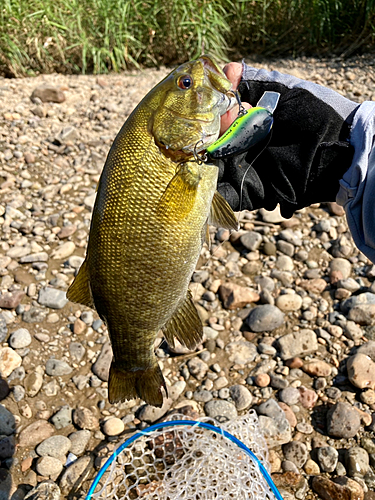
[86,419,284,500]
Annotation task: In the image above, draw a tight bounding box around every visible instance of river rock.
[277,329,318,360]
[204,400,237,421]
[275,293,302,311]
[92,342,112,382]
[246,304,284,332]
[218,282,259,309]
[38,287,68,309]
[31,84,66,103]
[24,481,61,500]
[312,476,364,500]
[36,435,71,458]
[36,456,63,478]
[327,402,361,438]
[18,420,55,447]
[0,405,16,435]
[0,347,22,377]
[225,341,257,365]
[59,455,92,495]
[9,328,32,348]
[317,446,339,472]
[229,385,252,410]
[347,353,375,389]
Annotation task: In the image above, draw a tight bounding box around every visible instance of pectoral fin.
[162,290,203,350]
[157,162,200,219]
[209,191,239,231]
[66,260,95,309]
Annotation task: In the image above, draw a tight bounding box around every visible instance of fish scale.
[67,56,238,407]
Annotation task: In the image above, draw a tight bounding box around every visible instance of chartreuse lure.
[207,91,280,160]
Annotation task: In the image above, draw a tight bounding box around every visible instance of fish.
[67,55,238,407]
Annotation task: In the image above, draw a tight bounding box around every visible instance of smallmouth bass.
[67,56,238,407]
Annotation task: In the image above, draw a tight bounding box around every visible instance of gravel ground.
[0,54,375,500]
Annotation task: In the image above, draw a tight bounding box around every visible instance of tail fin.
[108,362,167,408]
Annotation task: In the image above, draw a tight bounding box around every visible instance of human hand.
[220,63,251,135]
[217,62,358,217]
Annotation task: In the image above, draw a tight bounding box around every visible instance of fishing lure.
[206,91,280,160]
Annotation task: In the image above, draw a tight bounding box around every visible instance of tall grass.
[1,0,374,76]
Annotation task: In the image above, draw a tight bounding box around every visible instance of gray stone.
[18,420,55,447]
[0,405,16,435]
[80,311,94,326]
[187,357,209,380]
[283,441,308,468]
[193,390,213,402]
[258,415,292,449]
[317,446,338,472]
[36,435,71,458]
[23,307,47,323]
[341,292,375,314]
[279,387,300,405]
[246,305,284,332]
[0,316,7,343]
[9,328,31,348]
[92,342,112,382]
[24,481,61,500]
[38,287,68,309]
[357,340,375,360]
[346,447,370,477]
[45,358,72,376]
[327,402,361,438]
[258,343,277,356]
[329,257,352,279]
[24,372,43,397]
[0,436,15,459]
[137,398,173,423]
[51,406,72,430]
[225,341,257,365]
[204,400,238,421]
[277,240,295,257]
[19,252,49,263]
[69,342,85,362]
[13,385,25,401]
[279,229,302,247]
[229,385,252,410]
[36,456,63,477]
[68,430,91,456]
[240,231,263,251]
[277,329,318,360]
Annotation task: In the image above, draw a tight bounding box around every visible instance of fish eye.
[177,74,193,90]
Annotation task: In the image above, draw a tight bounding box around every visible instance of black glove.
[217,65,359,218]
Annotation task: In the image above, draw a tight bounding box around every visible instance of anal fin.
[210,191,239,231]
[66,260,95,309]
[109,362,167,408]
[162,290,203,350]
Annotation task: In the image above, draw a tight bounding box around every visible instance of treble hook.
[235,90,247,116]
[193,140,208,164]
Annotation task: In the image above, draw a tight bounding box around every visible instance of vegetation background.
[1,0,375,77]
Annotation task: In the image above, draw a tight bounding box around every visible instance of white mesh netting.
[90,410,274,500]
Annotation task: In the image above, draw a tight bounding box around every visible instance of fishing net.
[87,410,282,500]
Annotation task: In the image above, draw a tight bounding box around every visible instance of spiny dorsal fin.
[66,260,95,309]
[162,290,203,350]
[210,191,239,231]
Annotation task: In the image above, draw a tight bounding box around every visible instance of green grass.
[1,0,375,76]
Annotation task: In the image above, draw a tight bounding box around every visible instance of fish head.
[152,55,236,160]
